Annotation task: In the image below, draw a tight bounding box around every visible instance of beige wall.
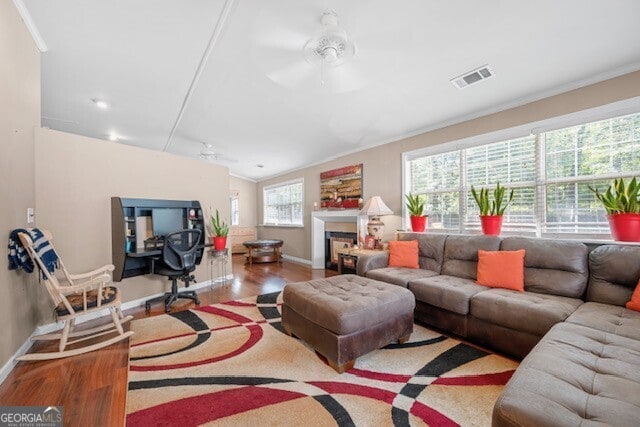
[258,71,640,261]
[0,2,42,366]
[34,128,231,305]
[229,175,257,227]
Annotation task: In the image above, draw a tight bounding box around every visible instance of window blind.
[404,111,640,239]
[263,179,304,226]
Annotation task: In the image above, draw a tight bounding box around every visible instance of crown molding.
[12,0,48,52]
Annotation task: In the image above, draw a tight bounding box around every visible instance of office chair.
[145,229,202,312]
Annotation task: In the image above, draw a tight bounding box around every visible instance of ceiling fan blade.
[324,63,368,93]
[253,27,309,52]
[266,59,316,88]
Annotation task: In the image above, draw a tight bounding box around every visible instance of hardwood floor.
[0,255,337,426]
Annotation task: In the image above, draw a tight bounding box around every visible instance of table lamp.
[360,196,393,246]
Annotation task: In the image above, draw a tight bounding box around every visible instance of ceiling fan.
[199,142,238,163]
[253,10,366,92]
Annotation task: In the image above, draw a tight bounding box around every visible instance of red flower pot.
[212,236,227,250]
[410,215,427,232]
[608,213,640,242]
[480,215,503,236]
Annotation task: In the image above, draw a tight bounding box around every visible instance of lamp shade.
[360,196,393,216]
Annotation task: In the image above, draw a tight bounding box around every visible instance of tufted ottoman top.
[283,274,415,335]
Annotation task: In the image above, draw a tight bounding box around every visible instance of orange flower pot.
[480,215,503,236]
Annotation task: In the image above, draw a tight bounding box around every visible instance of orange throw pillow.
[388,240,419,269]
[626,280,640,312]
[477,249,525,292]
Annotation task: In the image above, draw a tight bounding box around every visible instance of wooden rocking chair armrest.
[59,274,111,294]
[68,264,115,280]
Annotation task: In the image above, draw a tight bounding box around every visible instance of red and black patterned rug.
[126,292,518,426]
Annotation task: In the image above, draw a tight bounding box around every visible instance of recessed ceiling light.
[108,133,119,141]
[92,99,109,109]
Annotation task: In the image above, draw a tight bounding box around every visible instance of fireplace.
[311,209,368,269]
[325,231,357,270]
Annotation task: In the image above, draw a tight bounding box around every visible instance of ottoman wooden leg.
[328,358,355,374]
[398,334,411,344]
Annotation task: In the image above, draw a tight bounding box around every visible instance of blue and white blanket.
[8,228,58,276]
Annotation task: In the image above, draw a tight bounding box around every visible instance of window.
[230,192,239,226]
[404,111,640,239]
[263,179,304,226]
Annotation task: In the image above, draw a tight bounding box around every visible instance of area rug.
[126,292,518,426]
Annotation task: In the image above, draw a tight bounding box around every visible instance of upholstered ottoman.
[282,274,415,373]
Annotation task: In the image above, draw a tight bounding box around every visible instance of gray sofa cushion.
[587,245,640,306]
[566,301,640,341]
[441,235,502,280]
[366,267,438,288]
[398,232,446,273]
[501,237,589,298]
[493,322,640,427]
[409,275,490,315]
[470,289,582,336]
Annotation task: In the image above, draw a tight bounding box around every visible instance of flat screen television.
[151,208,185,238]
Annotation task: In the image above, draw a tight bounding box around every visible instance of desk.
[127,243,213,258]
[336,248,387,274]
[243,239,283,266]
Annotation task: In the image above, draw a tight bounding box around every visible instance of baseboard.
[0,330,37,387]
[282,254,312,265]
[0,274,234,387]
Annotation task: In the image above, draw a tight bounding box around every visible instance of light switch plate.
[27,207,35,224]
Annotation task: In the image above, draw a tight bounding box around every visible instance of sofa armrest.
[357,252,389,276]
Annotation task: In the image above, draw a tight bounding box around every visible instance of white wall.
[0,0,42,368]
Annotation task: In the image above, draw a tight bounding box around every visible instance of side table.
[209,248,229,287]
[336,248,388,274]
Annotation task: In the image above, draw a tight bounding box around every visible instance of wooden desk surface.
[126,243,213,258]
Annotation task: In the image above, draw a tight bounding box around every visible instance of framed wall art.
[320,164,363,209]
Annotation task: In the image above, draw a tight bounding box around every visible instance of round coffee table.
[243,239,284,266]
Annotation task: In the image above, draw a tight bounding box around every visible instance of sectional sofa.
[357,233,640,426]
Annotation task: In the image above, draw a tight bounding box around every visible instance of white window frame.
[230,192,239,226]
[262,178,304,227]
[402,97,640,241]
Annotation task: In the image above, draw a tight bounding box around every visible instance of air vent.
[451,65,494,89]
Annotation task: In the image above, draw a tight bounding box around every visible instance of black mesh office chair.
[145,229,202,312]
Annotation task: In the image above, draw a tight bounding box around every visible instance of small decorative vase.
[410,215,427,232]
[480,215,503,236]
[607,213,640,242]
[213,236,227,250]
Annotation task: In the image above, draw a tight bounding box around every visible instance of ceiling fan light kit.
[303,10,355,68]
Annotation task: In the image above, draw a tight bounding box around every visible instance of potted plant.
[471,182,514,236]
[589,177,640,242]
[405,193,427,232]
[210,209,229,250]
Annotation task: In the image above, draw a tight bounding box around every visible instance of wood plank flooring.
[0,255,336,426]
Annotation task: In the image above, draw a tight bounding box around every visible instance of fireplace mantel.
[311,210,368,269]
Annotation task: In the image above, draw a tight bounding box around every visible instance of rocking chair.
[16,230,133,361]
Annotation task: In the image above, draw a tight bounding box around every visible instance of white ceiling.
[23,0,640,181]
